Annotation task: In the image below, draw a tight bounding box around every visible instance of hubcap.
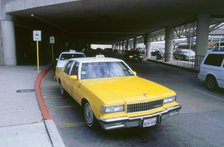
[207,78,215,89]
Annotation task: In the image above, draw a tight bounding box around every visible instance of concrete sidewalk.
[0,66,64,147]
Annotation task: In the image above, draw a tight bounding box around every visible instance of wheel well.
[81,98,89,108]
[206,74,216,81]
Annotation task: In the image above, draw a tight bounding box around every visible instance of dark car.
[151,48,164,60]
[124,50,143,62]
[173,49,195,61]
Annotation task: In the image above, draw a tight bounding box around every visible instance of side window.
[71,62,79,76]
[64,61,74,74]
[204,54,224,67]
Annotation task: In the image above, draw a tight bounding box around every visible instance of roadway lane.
[41,61,224,147]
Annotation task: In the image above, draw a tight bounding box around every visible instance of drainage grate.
[16,89,35,93]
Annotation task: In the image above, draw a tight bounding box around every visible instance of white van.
[198,52,224,91]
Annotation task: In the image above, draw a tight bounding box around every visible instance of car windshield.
[81,61,134,79]
[60,53,85,60]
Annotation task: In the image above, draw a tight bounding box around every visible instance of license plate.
[143,117,157,127]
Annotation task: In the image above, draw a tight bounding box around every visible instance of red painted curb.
[35,66,52,120]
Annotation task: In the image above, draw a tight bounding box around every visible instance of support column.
[112,44,115,50]
[126,39,129,50]
[0,2,16,66]
[121,41,124,51]
[118,42,121,50]
[145,34,151,59]
[133,37,137,50]
[122,41,125,50]
[165,26,174,62]
[195,14,210,68]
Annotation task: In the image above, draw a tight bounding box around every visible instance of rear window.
[204,54,224,67]
[60,53,85,60]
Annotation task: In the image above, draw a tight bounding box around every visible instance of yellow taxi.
[56,55,181,130]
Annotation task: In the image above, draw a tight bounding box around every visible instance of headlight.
[101,105,124,114]
[129,55,133,58]
[164,96,176,104]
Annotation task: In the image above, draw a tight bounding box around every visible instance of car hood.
[81,76,176,105]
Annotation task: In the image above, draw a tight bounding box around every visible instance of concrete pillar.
[195,14,210,68]
[165,26,174,62]
[122,41,125,50]
[0,1,16,66]
[133,37,137,50]
[112,44,115,50]
[118,42,121,50]
[145,34,151,58]
[1,20,16,65]
[126,39,129,50]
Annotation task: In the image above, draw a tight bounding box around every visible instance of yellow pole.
[52,44,54,64]
[36,41,40,72]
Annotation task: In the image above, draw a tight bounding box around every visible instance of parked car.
[56,55,181,130]
[124,50,143,62]
[198,52,224,91]
[56,50,86,68]
[55,50,85,81]
[151,48,164,60]
[173,49,195,61]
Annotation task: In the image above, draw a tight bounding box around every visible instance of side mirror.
[70,75,77,80]
[133,71,137,76]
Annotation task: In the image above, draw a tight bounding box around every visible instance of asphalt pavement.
[41,61,224,147]
[2,61,223,147]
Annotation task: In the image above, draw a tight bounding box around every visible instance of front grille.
[127,100,163,113]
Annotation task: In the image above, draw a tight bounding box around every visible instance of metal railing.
[149,54,205,71]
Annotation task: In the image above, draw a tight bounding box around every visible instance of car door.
[217,55,224,87]
[61,60,74,93]
[68,62,83,103]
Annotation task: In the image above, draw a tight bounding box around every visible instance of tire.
[206,76,218,91]
[59,84,67,97]
[84,102,98,128]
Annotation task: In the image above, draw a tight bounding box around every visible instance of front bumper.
[99,105,181,130]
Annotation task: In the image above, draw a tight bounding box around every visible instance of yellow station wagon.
[56,55,181,130]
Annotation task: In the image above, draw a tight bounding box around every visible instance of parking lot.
[41,61,224,147]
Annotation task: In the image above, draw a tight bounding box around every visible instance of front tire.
[206,76,218,91]
[84,103,98,128]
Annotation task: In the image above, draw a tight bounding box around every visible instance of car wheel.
[206,76,218,91]
[84,102,98,128]
[59,84,67,97]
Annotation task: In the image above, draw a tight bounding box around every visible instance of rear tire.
[59,84,67,97]
[206,76,218,91]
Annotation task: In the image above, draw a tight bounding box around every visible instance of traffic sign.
[49,36,55,44]
[33,30,41,41]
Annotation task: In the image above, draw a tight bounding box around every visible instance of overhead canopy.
[8,0,224,43]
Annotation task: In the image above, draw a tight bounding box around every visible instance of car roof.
[60,50,84,55]
[208,51,224,55]
[61,52,84,54]
[69,56,123,63]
